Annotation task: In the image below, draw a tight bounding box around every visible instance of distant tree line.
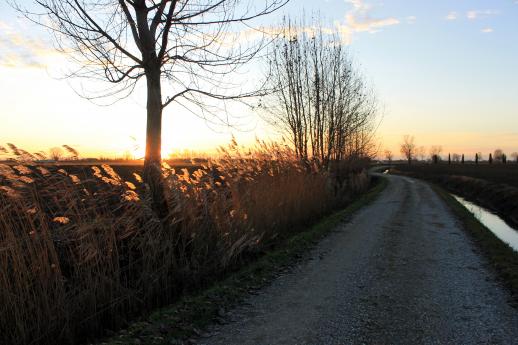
[388,136,518,165]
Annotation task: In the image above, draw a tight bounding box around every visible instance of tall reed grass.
[0,141,369,345]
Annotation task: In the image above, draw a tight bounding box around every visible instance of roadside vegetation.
[0,139,374,345]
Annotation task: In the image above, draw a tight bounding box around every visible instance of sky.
[0,0,517,159]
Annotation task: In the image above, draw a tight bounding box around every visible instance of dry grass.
[0,141,370,345]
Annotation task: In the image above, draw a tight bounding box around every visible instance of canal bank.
[453,195,518,252]
[433,185,518,305]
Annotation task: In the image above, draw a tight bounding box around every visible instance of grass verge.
[432,184,518,305]
[97,176,387,345]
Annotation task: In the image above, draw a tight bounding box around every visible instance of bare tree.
[384,149,393,165]
[475,152,482,164]
[429,145,442,164]
[399,135,416,164]
[494,149,504,163]
[15,0,288,214]
[49,147,64,161]
[266,19,378,166]
[511,152,518,163]
[416,146,426,162]
[452,153,461,163]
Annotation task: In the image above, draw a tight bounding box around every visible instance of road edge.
[432,184,518,306]
[96,177,388,345]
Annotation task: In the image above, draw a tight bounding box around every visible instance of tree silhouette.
[429,145,442,164]
[15,0,288,215]
[267,20,378,165]
[384,150,393,165]
[400,135,416,165]
[494,149,504,163]
[452,153,461,163]
[416,146,426,162]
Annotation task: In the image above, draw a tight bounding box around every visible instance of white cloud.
[346,14,400,33]
[337,0,399,42]
[255,0,400,45]
[481,27,494,33]
[445,11,458,21]
[466,9,499,20]
[406,16,417,25]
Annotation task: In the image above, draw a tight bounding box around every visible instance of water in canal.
[453,195,518,252]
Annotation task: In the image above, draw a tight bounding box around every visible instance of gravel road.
[199,174,518,344]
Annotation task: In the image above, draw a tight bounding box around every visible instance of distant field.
[394,163,518,188]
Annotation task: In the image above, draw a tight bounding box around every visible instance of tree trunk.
[144,68,163,166]
[143,67,168,219]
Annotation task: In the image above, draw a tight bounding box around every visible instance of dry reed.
[0,141,369,345]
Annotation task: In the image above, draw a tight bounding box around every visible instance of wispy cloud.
[406,16,417,25]
[240,0,400,45]
[481,27,494,33]
[0,21,58,68]
[334,0,399,43]
[345,14,400,33]
[445,11,458,21]
[466,9,499,20]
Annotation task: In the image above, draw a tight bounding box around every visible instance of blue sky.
[1,0,517,158]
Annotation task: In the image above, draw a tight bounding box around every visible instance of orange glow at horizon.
[2,0,518,164]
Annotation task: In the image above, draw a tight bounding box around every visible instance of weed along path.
[199,174,518,344]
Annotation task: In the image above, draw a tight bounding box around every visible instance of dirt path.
[199,174,518,344]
